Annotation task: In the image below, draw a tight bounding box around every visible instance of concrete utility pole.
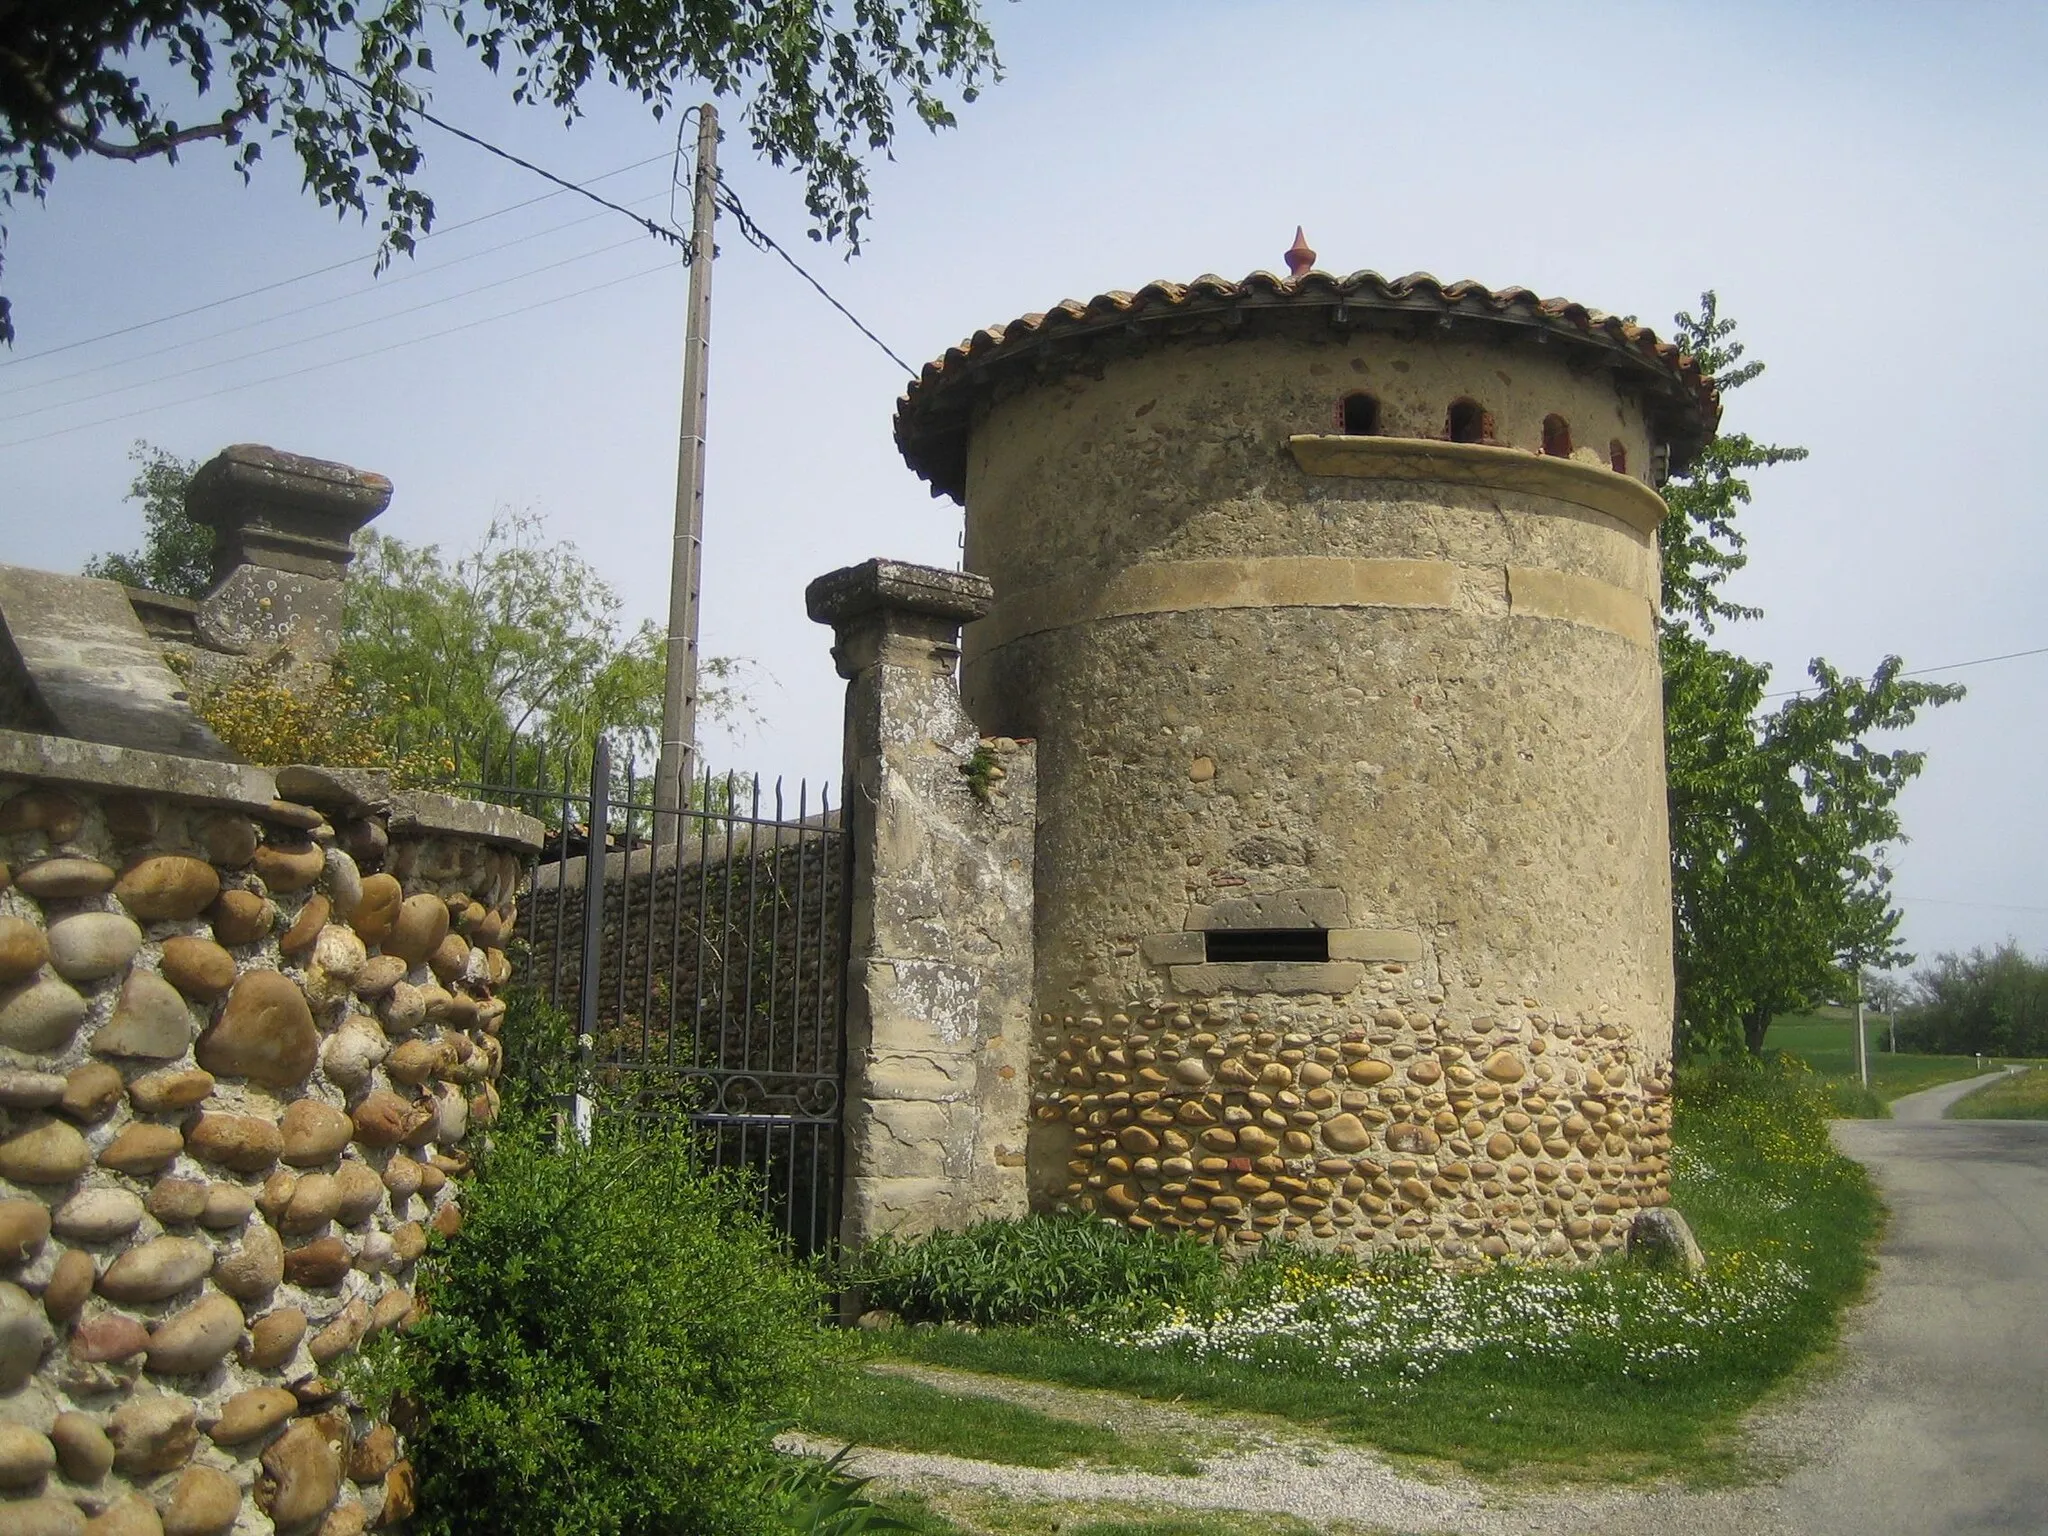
[1856,973,1871,1091]
[656,103,719,821]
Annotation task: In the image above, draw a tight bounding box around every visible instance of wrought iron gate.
[456,735,848,1255]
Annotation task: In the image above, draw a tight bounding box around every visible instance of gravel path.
[785,1362,1739,1535]
[795,1077,2048,1533]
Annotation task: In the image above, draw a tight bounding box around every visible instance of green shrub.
[1819,1080,1889,1118]
[353,1103,830,1536]
[845,1212,1231,1328]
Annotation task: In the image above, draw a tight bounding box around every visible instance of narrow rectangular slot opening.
[1204,928,1330,964]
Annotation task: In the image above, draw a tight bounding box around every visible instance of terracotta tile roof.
[894,268,1721,503]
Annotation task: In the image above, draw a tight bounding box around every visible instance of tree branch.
[77,97,266,161]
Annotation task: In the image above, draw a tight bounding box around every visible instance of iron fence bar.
[815,783,835,1061]
[692,766,715,1076]
[434,725,846,1256]
[613,754,634,1065]
[765,780,784,1089]
[829,779,853,1256]
[717,772,738,1075]
[639,764,660,1066]
[740,774,763,1082]
[789,781,809,1079]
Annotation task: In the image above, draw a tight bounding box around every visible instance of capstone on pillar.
[184,443,392,679]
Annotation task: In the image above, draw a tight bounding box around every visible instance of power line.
[0,258,678,452]
[1763,644,2048,700]
[314,56,688,256]
[0,189,672,404]
[0,234,646,427]
[714,176,915,376]
[361,86,913,378]
[0,152,672,370]
[1900,895,2048,916]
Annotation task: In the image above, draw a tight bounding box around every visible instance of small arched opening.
[1542,414,1573,457]
[1608,439,1628,474]
[1340,391,1381,436]
[1446,397,1488,444]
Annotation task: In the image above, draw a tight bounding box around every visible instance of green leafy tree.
[84,441,745,778]
[81,440,212,596]
[343,511,751,780]
[1661,295,1961,1057]
[0,0,1000,343]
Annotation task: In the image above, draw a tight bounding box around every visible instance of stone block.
[861,1052,974,1102]
[1168,961,1366,996]
[861,958,983,1052]
[1140,931,1205,965]
[1327,928,1426,963]
[1187,887,1350,931]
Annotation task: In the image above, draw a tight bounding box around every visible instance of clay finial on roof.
[1284,227,1316,277]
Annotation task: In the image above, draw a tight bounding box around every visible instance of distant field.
[1948,1066,2048,1120]
[1761,1015,2016,1111]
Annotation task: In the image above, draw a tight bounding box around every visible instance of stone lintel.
[0,727,275,810]
[1328,928,1426,963]
[186,444,393,584]
[1169,961,1366,997]
[1186,887,1349,931]
[386,789,545,853]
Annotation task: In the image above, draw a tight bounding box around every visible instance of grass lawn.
[858,1070,1880,1484]
[796,1366,1203,1474]
[1762,1015,2019,1115]
[1947,1065,2048,1119]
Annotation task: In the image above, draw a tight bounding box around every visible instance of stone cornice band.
[971,556,1656,655]
[1286,434,1671,538]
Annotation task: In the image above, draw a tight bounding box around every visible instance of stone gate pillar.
[807,560,1035,1249]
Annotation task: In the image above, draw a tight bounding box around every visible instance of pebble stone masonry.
[893,247,1722,1262]
[0,444,542,1533]
[0,738,540,1535]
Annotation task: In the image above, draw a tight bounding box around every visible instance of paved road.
[1792,1079,2048,1534]
[1589,1072,2048,1535]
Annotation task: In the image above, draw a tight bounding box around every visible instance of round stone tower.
[893,248,1718,1262]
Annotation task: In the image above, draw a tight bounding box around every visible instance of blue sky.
[3,1,2044,962]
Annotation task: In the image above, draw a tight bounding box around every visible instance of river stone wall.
[0,733,539,1535]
